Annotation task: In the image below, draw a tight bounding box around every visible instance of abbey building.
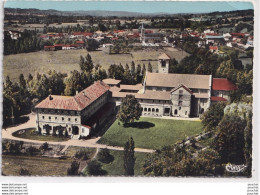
[35,53,237,138]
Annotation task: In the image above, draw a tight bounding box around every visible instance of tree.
[148,62,153,73]
[169,58,178,73]
[87,160,106,176]
[93,64,107,81]
[67,161,80,176]
[86,39,99,51]
[201,102,226,132]
[97,148,114,163]
[123,137,136,176]
[213,114,247,164]
[130,61,136,76]
[117,95,142,126]
[79,54,94,73]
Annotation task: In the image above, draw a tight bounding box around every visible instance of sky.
[4,1,254,14]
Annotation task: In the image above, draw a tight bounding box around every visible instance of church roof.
[145,72,211,89]
[158,53,171,60]
[170,84,193,94]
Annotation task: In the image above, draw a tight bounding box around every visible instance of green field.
[98,117,203,150]
[3,48,189,82]
[2,155,72,176]
[100,150,148,176]
[12,128,69,142]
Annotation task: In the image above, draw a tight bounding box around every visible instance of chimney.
[76,90,78,95]
[82,91,86,96]
[49,95,53,100]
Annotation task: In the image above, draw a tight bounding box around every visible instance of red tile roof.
[74,81,110,110]
[210,96,227,102]
[231,33,245,37]
[35,81,110,111]
[209,46,218,51]
[44,45,55,48]
[212,78,237,91]
[35,95,81,111]
[76,41,85,44]
[206,33,220,36]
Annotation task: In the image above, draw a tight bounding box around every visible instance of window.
[144,108,147,111]
[174,109,178,115]
[55,117,57,120]
[178,101,183,106]
[179,107,181,110]
[42,116,45,119]
[49,116,51,120]
[156,109,159,112]
[68,118,71,121]
[152,108,155,112]
[161,60,166,67]
[185,111,187,115]
[75,118,77,122]
[62,117,64,121]
[179,90,183,94]
[148,108,151,112]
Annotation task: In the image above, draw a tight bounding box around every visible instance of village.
[2,5,254,178]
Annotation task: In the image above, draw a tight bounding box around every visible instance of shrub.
[40,142,49,151]
[75,149,89,160]
[97,148,114,163]
[26,146,39,156]
[87,160,106,176]
[20,168,30,176]
[67,161,80,176]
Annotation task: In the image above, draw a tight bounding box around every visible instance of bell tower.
[158,53,171,74]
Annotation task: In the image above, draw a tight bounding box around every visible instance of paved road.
[2,113,155,153]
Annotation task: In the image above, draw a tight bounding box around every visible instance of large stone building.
[35,81,113,139]
[35,53,237,138]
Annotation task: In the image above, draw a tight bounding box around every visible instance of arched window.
[152,108,155,112]
[174,109,178,115]
[156,109,159,112]
[144,108,147,111]
[148,108,151,112]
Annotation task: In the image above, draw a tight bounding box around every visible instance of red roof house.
[212,78,238,91]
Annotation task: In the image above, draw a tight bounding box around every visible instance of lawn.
[100,150,148,176]
[12,128,70,142]
[98,118,203,150]
[2,155,72,176]
[3,48,189,82]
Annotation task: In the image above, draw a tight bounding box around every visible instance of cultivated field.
[2,155,72,176]
[98,117,203,150]
[3,48,189,82]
